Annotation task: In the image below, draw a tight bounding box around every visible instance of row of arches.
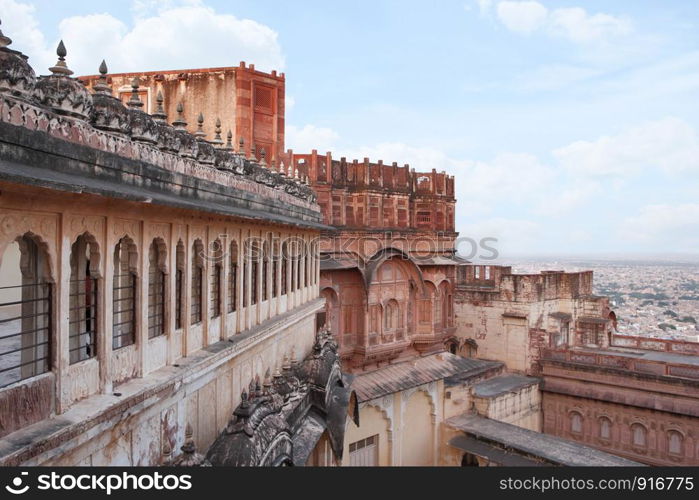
[0,231,319,390]
[569,411,688,457]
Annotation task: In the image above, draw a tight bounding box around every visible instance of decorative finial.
[211,117,223,146]
[249,144,257,162]
[172,102,187,130]
[0,19,13,49]
[279,161,286,177]
[259,148,267,166]
[152,90,167,122]
[49,40,73,76]
[238,137,245,156]
[271,160,277,172]
[92,59,112,95]
[240,389,249,408]
[127,77,143,109]
[162,441,172,465]
[225,130,233,150]
[194,112,206,141]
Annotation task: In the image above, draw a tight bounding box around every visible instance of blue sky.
[2,0,698,258]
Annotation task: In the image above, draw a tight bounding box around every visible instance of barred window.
[113,237,137,350]
[69,234,99,364]
[211,263,221,318]
[251,256,258,306]
[208,239,223,319]
[296,251,301,291]
[304,243,309,288]
[191,240,204,325]
[262,241,269,302]
[175,240,184,330]
[148,239,166,339]
[281,242,288,295]
[272,241,279,298]
[228,241,238,313]
[0,234,52,388]
[242,260,248,308]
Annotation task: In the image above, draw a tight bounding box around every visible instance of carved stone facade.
[454,264,699,466]
[0,32,334,466]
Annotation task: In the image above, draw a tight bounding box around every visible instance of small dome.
[34,75,93,120]
[0,47,36,101]
[90,92,131,135]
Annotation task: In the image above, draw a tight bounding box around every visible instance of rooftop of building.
[352,352,502,402]
[447,414,642,466]
[472,374,541,399]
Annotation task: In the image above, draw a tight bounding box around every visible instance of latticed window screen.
[254,86,273,111]
[349,436,378,466]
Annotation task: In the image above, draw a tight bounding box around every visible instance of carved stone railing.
[611,334,699,355]
[540,348,699,380]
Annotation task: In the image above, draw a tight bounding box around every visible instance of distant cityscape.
[502,257,699,343]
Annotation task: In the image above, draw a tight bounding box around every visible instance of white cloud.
[487,1,632,44]
[0,0,48,67]
[496,1,548,35]
[286,125,340,154]
[549,7,632,44]
[1,0,285,76]
[553,117,699,177]
[621,204,699,251]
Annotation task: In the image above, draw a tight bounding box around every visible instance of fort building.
[0,19,691,467]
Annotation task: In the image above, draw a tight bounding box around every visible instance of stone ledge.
[0,298,324,466]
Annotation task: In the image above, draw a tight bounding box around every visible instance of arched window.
[113,237,137,349]
[599,417,612,440]
[210,239,223,319]
[69,233,99,364]
[304,241,310,288]
[190,240,204,325]
[384,300,401,330]
[175,240,184,330]
[262,240,269,301]
[570,411,583,434]
[250,240,259,306]
[668,430,683,455]
[288,242,295,293]
[271,240,279,298]
[631,423,647,447]
[296,241,302,291]
[281,242,288,295]
[148,239,167,339]
[228,241,238,313]
[0,234,52,387]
